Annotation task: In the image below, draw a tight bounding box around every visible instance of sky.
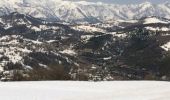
[70,0,168,4]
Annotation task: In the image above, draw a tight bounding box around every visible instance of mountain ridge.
[1,1,170,23]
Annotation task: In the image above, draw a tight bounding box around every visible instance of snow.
[110,32,127,38]
[72,25,106,33]
[59,49,76,56]
[0,18,4,24]
[161,27,170,31]
[0,65,3,71]
[0,81,169,100]
[118,19,138,23]
[30,25,59,32]
[1,0,170,22]
[47,40,57,43]
[161,41,170,51]
[39,63,47,68]
[39,25,59,30]
[0,35,32,64]
[4,24,13,29]
[1,1,170,22]
[75,1,96,5]
[31,26,41,31]
[144,17,169,24]
[81,35,94,42]
[145,27,170,31]
[0,47,23,63]
[139,1,153,11]
[24,39,42,44]
[103,56,112,60]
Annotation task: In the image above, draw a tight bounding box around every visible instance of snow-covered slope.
[143,17,170,24]
[1,12,170,81]
[0,81,169,100]
[1,1,170,23]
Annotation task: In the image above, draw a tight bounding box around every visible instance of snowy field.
[0,81,169,100]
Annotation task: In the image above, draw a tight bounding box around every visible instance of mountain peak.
[139,1,152,7]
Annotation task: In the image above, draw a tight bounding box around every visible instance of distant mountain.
[1,0,170,23]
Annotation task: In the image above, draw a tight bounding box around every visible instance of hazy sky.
[71,0,168,4]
